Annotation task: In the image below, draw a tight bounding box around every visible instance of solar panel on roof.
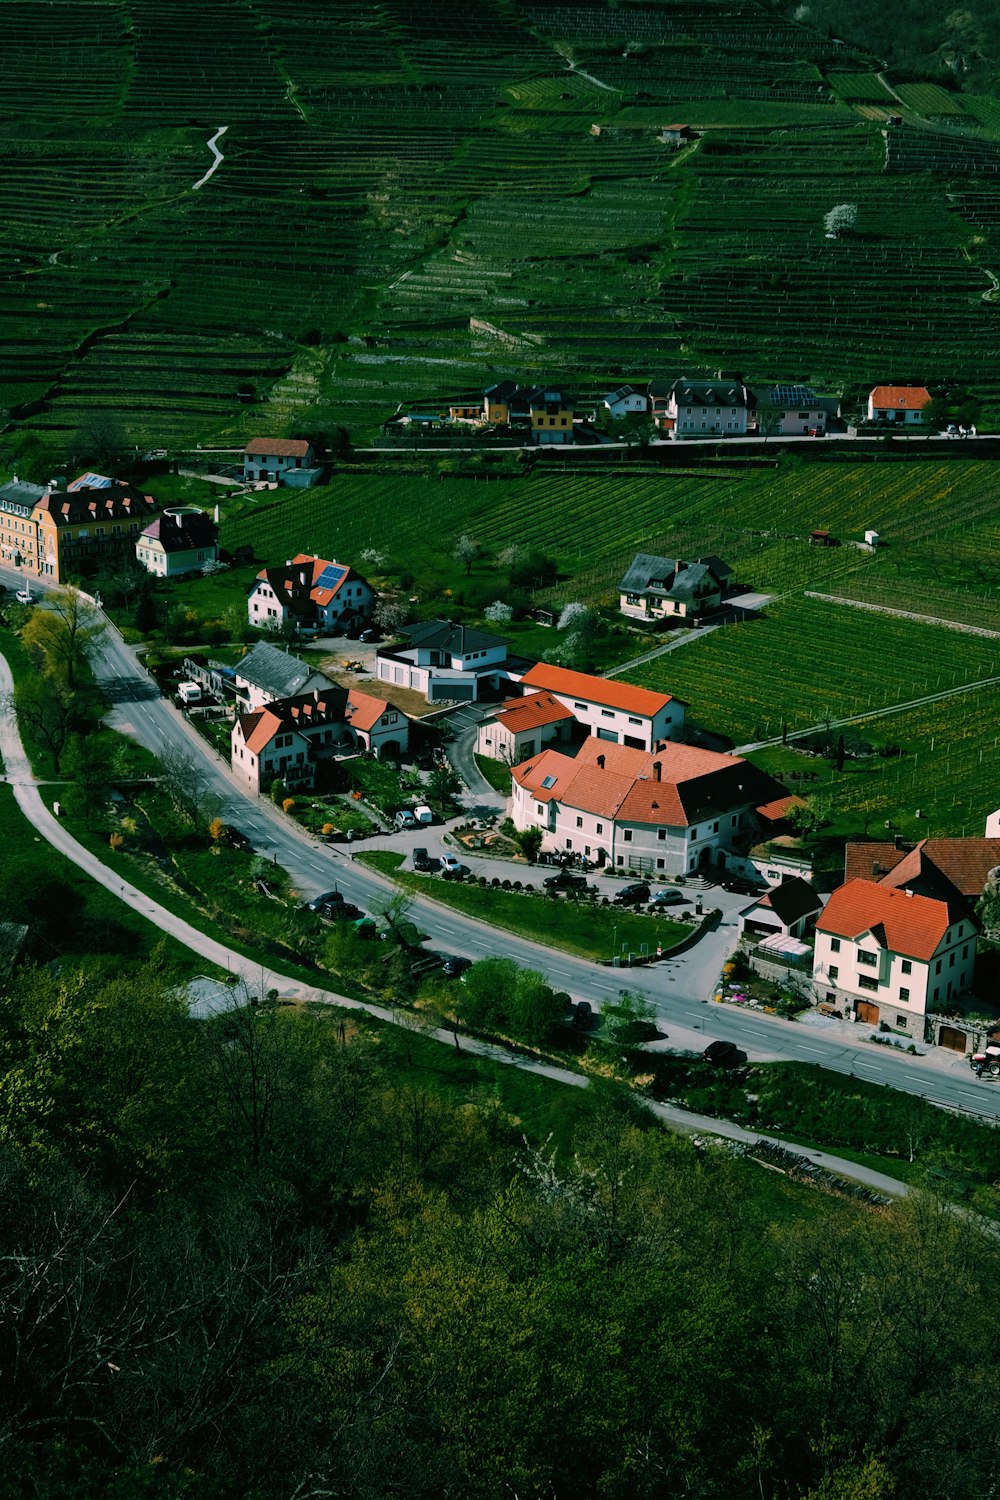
[769,385,816,406]
[67,472,114,491]
[314,563,347,592]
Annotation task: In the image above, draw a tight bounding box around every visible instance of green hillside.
[4,0,1000,457]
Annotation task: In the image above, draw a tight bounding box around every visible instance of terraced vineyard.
[5,0,1000,453]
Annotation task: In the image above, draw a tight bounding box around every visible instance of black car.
[320,901,362,923]
[572,1000,594,1031]
[305,889,344,913]
[720,876,760,896]
[543,870,589,892]
[412,847,432,871]
[359,627,380,644]
[703,1040,740,1066]
[225,826,254,853]
[440,955,473,978]
[614,882,651,905]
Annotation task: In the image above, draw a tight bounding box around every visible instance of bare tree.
[157,742,221,826]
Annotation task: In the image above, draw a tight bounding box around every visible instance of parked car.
[394,810,417,830]
[15,589,33,605]
[651,888,684,906]
[359,627,380,644]
[413,804,434,825]
[614,882,651,905]
[720,876,759,896]
[412,847,432,871]
[317,900,361,922]
[439,854,468,876]
[543,870,589,892]
[305,889,344,913]
[703,1039,741,1066]
[441,955,472,978]
[572,1000,594,1031]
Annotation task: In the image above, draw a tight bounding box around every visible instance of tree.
[976,870,1000,940]
[757,405,784,441]
[453,534,480,576]
[70,412,130,474]
[509,969,566,1047]
[457,957,518,1031]
[8,677,90,774]
[360,547,388,569]
[369,888,419,950]
[483,600,513,625]
[427,764,463,817]
[921,393,951,434]
[558,601,588,631]
[824,202,857,238]
[374,596,408,633]
[514,826,543,864]
[21,587,105,689]
[63,730,124,827]
[606,988,657,1043]
[157,742,221,826]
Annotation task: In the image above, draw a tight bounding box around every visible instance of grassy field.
[360,851,693,963]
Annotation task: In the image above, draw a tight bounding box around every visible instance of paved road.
[3,568,998,1123]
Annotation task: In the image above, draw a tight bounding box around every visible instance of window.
[623,829,633,843]
[656,858,665,869]
[628,716,641,725]
[731,815,738,826]
[899,988,910,1002]
[565,839,572,850]
[712,821,719,833]
[657,829,666,842]
[574,702,587,710]
[601,709,614,719]
[541,775,557,789]
[901,959,911,974]
[858,975,879,992]
[949,953,955,967]
[963,944,969,959]
[576,816,583,829]
[858,950,877,967]
[535,803,543,815]
[830,938,840,953]
[596,823,603,835]
[829,966,839,981]
[935,959,942,974]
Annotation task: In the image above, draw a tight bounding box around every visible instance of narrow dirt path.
[192,125,228,191]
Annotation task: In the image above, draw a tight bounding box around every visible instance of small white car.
[439,854,467,876]
[15,589,33,605]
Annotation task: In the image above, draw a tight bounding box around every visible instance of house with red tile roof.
[813,878,977,1038]
[243,438,317,485]
[475,691,577,765]
[247,554,373,636]
[843,838,1000,912]
[866,385,931,424]
[510,735,784,874]
[231,685,407,793]
[516,662,686,750]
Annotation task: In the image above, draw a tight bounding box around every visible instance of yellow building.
[528,387,574,444]
[32,475,161,582]
[0,479,46,576]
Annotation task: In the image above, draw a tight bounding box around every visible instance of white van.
[414,805,434,825]
[177,681,203,705]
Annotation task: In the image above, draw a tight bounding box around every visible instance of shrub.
[282,797,296,814]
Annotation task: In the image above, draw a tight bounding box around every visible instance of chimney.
[214,503,220,524]
[596,754,605,769]
[653,761,662,782]
[904,888,914,898]
[175,510,183,526]
[313,689,319,702]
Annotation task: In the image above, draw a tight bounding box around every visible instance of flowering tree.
[484,600,514,624]
[824,202,857,238]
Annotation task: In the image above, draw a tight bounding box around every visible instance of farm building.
[475,690,577,765]
[866,385,930,424]
[231,686,408,793]
[618,552,732,624]
[243,438,317,484]
[739,877,822,941]
[233,640,337,712]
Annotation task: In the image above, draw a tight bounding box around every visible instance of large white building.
[657,377,749,439]
[510,736,784,874]
[517,663,685,751]
[813,879,977,1039]
[376,620,509,703]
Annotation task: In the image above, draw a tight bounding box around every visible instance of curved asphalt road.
[1,568,996,1126]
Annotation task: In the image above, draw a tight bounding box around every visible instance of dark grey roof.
[235,641,336,699]
[756,877,822,926]
[672,378,747,408]
[618,552,732,600]
[402,619,507,655]
[141,510,217,553]
[604,385,643,405]
[0,479,46,511]
[484,380,519,400]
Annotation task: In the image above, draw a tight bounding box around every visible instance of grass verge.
[358,850,692,962]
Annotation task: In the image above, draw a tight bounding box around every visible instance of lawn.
[359,851,693,963]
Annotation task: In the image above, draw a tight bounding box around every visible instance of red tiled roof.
[520,662,678,718]
[345,689,390,733]
[869,385,930,411]
[756,794,806,822]
[818,878,953,962]
[490,691,576,735]
[237,689,347,755]
[253,553,364,608]
[513,735,781,829]
[844,838,1000,896]
[244,437,311,458]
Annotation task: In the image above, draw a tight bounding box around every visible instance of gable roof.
[236,641,336,700]
[513,735,782,829]
[244,437,311,458]
[756,793,807,823]
[489,691,576,735]
[844,838,1000,899]
[673,377,747,408]
[345,688,393,733]
[236,687,349,755]
[484,380,519,402]
[617,552,731,600]
[36,482,159,528]
[868,385,930,411]
[252,554,368,613]
[0,479,46,511]
[749,877,822,926]
[140,509,217,552]
[604,385,644,405]
[818,878,957,962]
[520,662,681,719]
[401,619,506,655]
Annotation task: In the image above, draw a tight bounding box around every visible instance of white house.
[510,736,785,874]
[618,553,731,624]
[376,619,509,703]
[754,385,831,436]
[243,438,315,483]
[231,686,408,793]
[661,377,749,438]
[475,690,577,765]
[739,877,822,941]
[247,554,374,636]
[866,385,930,424]
[136,507,219,577]
[517,662,685,750]
[813,879,977,1038]
[603,386,649,420]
